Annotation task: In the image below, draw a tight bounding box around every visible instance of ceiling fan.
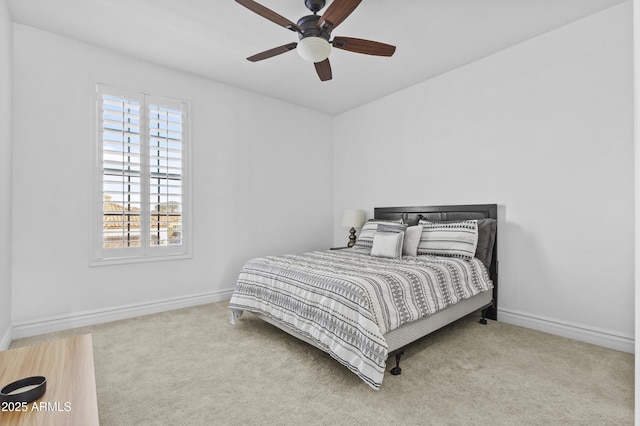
[236,0,396,81]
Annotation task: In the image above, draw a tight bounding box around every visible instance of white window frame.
[90,83,192,265]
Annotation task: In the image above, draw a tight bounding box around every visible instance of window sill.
[90,252,192,267]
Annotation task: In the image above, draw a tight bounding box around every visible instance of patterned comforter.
[228,248,493,390]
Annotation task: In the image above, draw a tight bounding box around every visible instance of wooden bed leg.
[390,351,404,375]
[479,309,488,325]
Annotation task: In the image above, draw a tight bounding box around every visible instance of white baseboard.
[11,288,236,340]
[0,326,11,351]
[498,308,634,354]
[10,295,634,354]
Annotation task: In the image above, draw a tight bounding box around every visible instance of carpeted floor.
[11,301,634,425]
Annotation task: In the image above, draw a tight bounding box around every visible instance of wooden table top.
[0,334,99,426]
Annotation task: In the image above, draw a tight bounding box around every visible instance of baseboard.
[498,308,634,354]
[11,295,634,353]
[11,288,236,340]
[0,326,11,351]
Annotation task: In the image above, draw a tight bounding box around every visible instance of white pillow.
[417,220,479,259]
[402,225,423,256]
[370,231,405,259]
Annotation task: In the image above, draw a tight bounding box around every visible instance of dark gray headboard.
[374,204,498,320]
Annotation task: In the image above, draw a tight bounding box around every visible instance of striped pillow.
[417,220,479,259]
[354,220,404,249]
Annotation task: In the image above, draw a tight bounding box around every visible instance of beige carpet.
[11,301,633,425]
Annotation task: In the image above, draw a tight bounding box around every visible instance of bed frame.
[254,203,498,379]
[373,204,498,374]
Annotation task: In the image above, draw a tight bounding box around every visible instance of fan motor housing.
[297,15,331,41]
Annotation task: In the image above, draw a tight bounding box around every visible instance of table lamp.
[342,209,365,248]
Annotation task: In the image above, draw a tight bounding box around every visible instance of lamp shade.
[342,209,365,228]
[297,36,332,63]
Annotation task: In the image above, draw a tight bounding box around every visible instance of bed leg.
[479,309,488,325]
[390,351,404,376]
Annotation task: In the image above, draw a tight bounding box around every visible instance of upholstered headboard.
[374,204,498,320]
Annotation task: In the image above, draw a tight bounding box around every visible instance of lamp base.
[347,227,356,248]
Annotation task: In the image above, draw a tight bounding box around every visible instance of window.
[92,84,191,264]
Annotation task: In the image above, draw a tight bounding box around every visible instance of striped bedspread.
[228,248,493,390]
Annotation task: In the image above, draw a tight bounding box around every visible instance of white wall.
[11,24,333,332]
[334,3,634,351]
[0,0,13,350]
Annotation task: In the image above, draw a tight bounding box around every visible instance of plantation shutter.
[100,92,143,249]
[148,101,184,247]
[95,84,190,263]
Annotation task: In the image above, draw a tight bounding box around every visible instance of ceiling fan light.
[297,36,331,63]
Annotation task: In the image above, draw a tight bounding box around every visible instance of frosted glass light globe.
[297,37,332,63]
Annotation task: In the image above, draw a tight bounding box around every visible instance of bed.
[229,204,498,390]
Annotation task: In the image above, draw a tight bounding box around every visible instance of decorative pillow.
[353,220,403,249]
[421,218,497,266]
[370,231,405,259]
[474,218,497,267]
[402,225,422,256]
[417,220,479,259]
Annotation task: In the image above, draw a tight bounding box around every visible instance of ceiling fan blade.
[314,59,332,81]
[236,0,301,32]
[318,0,362,31]
[247,42,297,62]
[332,37,396,56]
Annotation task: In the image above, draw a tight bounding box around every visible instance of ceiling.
[7,0,627,115]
